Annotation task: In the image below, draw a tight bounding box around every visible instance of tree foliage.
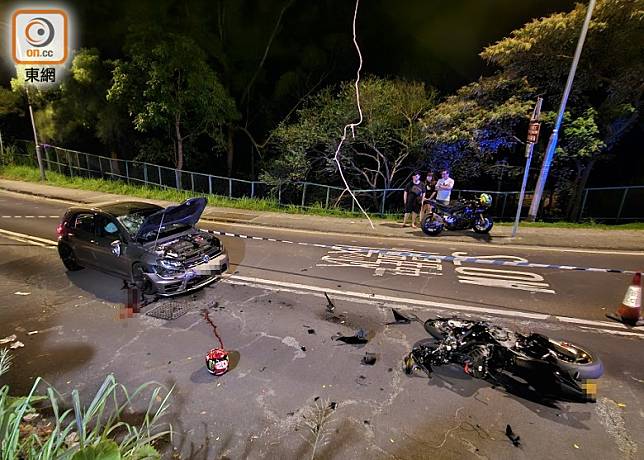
[266,76,436,191]
[480,0,643,217]
[482,0,643,154]
[108,31,239,171]
[421,75,534,183]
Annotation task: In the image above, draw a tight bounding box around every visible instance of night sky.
[1,0,578,92]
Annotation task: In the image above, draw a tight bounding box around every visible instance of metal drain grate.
[145,300,194,320]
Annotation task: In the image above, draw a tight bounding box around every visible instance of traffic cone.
[606,272,643,326]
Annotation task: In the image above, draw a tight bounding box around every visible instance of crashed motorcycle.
[421,193,493,237]
[403,318,603,402]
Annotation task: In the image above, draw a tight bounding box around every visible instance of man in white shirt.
[435,170,454,205]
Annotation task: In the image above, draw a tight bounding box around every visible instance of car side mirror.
[111,240,122,257]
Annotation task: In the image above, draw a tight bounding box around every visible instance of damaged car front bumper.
[146,252,229,297]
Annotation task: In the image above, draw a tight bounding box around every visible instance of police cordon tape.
[0,226,637,276]
[206,230,641,275]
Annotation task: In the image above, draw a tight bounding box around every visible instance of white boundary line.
[0,228,58,247]
[225,275,644,337]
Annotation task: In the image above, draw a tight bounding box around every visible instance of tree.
[544,108,606,219]
[421,75,534,184]
[108,31,239,175]
[267,77,436,198]
[481,0,643,207]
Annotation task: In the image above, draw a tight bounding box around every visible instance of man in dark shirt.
[420,171,436,223]
[402,171,425,228]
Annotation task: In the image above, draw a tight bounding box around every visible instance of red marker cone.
[606,272,643,326]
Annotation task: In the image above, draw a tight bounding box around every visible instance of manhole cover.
[145,299,195,320]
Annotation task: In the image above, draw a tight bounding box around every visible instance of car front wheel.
[131,262,156,296]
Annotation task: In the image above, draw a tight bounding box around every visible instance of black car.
[56,197,228,296]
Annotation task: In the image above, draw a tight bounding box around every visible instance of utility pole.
[512,97,543,237]
[25,88,46,181]
[527,0,595,221]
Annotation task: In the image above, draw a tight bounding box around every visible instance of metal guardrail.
[5,141,643,222]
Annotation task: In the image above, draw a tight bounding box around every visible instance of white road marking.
[0,215,59,218]
[0,228,57,247]
[228,275,547,320]
[222,275,644,339]
[225,275,644,337]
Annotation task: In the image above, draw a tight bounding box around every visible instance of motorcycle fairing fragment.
[334,328,368,345]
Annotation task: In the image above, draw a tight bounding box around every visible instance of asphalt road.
[0,190,643,459]
[0,190,641,324]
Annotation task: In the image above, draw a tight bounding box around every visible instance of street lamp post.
[527,0,595,221]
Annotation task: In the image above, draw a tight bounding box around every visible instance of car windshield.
[116,209,159,237]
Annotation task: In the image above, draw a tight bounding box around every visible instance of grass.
[1,164,641,229]
[0,164,399,221]
[0,347,172,459]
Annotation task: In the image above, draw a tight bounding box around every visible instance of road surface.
[0,190,642,459]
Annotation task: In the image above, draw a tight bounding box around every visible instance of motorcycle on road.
[403,317,604,402]
[421,193,494,237]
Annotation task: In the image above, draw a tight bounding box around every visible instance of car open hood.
[135,197,208,241]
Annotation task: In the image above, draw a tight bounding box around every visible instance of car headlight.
[154,259,184,279]
[159,259,183,270]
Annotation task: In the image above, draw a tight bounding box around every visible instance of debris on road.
[391,308,412,324]
[333,328,368,345]
[307,328,316,334]
[505,425,521,447]
[27,331,38,335]
[361,352,377,365]
[324,292,336,313]
[10,341,25,349]
[14,291,31,296]
[0,334,17,344]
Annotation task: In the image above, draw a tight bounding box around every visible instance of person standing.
[420,171,436,223]
[402,171,425,228]
[435,170,455,206]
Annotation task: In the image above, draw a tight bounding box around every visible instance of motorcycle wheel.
[421,215,444,236]
[423,319,451,340]
[473,216,494,234]
[546,339,604,380]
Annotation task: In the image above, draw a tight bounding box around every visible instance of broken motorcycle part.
[334,329,368,345]
[324,292,336,313]
[505,425,521,447]
[361,352,377,365]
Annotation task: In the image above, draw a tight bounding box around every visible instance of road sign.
[527,121,541,144]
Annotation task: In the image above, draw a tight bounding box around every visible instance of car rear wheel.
[58,243,83,271]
